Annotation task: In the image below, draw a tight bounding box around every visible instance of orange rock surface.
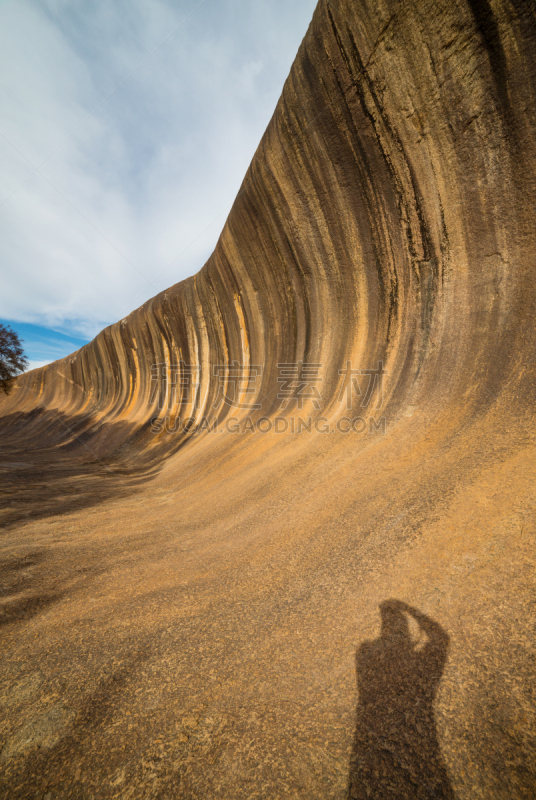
[1,0,535,797]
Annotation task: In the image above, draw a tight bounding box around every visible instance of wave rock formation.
[1,0,535,797]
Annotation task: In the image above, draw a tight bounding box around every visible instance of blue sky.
[0,0,316,370]
[0,320,89,372]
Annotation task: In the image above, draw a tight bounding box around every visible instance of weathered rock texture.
[1,0,535,798]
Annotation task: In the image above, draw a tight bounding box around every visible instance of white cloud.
[0,0,316,339]
[25,359,52,372]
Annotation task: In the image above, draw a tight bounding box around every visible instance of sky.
[0,0,317,371]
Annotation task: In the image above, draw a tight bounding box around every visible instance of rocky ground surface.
[1,0,535,797]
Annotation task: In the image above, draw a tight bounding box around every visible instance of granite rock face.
[1,1,535,798]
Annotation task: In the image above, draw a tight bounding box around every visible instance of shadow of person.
[347,600,456,799]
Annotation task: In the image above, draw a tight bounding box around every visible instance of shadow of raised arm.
[347,600,456,799]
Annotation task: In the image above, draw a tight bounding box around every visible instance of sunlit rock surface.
[1,0,535,797]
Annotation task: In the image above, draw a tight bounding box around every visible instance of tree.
[0,324,29,394]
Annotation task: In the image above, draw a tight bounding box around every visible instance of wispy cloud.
[0,0,316,341]
[0,320,88,369]
[26,359,53,372]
